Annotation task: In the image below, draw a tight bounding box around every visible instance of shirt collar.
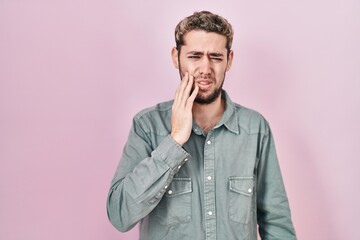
[215,90,240,134]
[192,90,240,135]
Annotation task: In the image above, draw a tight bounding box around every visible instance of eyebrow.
[187,51,203,56]
[209,52,224,57]
[186,51,224,57]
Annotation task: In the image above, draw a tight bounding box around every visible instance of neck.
[192,93,226,133]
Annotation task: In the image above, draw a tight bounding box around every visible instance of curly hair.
[175,11,234,54]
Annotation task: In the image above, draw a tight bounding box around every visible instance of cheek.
[180,62,197,76]
[187,65,197,75]
[214,67,228,81]
[180,65,196,76]
[218,65,228,74]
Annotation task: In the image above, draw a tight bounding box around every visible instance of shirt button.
[168,190,173,195]
[248,188,252,193]
[207,176,212,180]
[184,158,188,162]
[164,185,168,189]
[177,165,181,170]
[207,140,212,145]
[208,211,213,216]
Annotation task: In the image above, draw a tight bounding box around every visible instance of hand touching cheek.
[170,72,199,146]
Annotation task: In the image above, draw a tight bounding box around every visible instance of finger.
[185,74,194,93]
[173,72,188,106]
[182,74,194,104]
[186,85,199,109]
[177,72,190,104]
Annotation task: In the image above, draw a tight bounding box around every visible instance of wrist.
[170,132,185,146]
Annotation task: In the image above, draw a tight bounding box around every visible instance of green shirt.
[107,91,297,240]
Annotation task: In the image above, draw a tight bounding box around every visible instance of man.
[107,11,297,240]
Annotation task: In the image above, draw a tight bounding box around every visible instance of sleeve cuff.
[152,134,191,170]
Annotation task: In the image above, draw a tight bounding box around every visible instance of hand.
[171,72,199,146]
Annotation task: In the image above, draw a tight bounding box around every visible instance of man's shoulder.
[129,100,173,135]
[232,102,270,135]
[233,103,265,122]
[133,100,174,121]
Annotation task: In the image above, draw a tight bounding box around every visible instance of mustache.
[195,75,212,80]
[184,73,213,81]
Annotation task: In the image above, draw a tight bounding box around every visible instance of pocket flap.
[165,178,192,197]
[229,177,254,197]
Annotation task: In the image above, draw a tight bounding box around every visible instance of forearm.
[107,135,190,232]
[257,130,297,239]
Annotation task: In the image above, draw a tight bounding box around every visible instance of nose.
[199,57,212,75]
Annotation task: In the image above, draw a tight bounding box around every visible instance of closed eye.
[210,53,224,62]
[211,57,223,61]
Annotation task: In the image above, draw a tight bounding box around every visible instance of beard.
[193,79,224,104]
[178,61,226,105]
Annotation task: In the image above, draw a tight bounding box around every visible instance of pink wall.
[1,1,359,239]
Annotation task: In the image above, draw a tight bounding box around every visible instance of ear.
[171,47,179,69]
[226,50,234,72]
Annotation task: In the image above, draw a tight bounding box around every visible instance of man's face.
[172,30,233,104]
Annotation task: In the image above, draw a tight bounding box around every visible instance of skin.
[170,30,234,146]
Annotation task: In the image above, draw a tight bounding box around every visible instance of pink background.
[1,1,359,239]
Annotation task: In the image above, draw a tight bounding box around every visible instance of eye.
[211,57,223,62]
[188,56,200,59]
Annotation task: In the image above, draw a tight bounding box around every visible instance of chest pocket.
[155,177,192,225]
[228,176,255,224]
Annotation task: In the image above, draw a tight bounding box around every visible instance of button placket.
[203,132,216,239]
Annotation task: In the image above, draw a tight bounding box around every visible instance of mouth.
[197,80,212,85]
[195,79,213,90]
